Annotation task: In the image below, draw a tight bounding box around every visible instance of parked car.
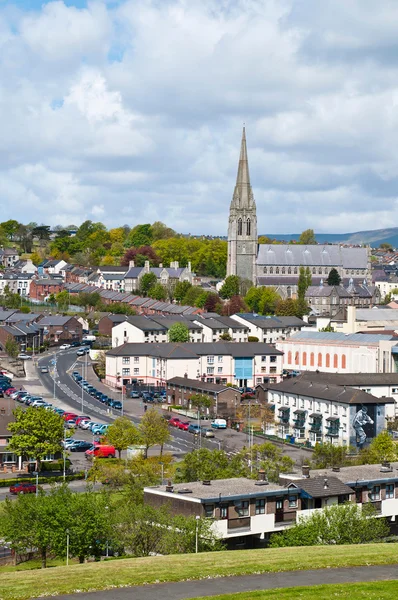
[5,388,17,396]
[9,482,36,495]
[85,444,116,459]
[98,395,109,404]
[69,441,93,452]
[188,424,201,434]
[70,341,81,347]
[31,399,47,408]
[66,419,77,429]
[75,416,91,426]
[109,400,122,410]
[62,412,78,421]
[98,424,109,436]
[92,423,106,435]
[211,419,227,429]
[169,417,181,427]
[201,427,215,438]
[62,438,76,447]
[80,420,95,430]
[40,366,49,373]
[129,391,140,398]
[78,419,91,429]
[59,344,71,350]
[178,421,190,431]
[17,353,32,360]
[76,347,90,356]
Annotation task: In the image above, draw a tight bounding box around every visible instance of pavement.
[47,564,398,599]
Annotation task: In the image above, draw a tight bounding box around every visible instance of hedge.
[0,472,85,487]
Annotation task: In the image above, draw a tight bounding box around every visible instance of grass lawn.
[1,543,398,600]
[191,581,398,600]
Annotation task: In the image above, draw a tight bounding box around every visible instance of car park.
[63,412,78,421]
[9,482,36,495]
[66,419,77,429]
[169,417,181,427]
[5,388,17,396]
[178,421,190,431]
[201,428,215,438]
[98,424,109,436]
[91,423,106,435]
[75,416,91,426]
[188,424,201,434]
[80,420,94,430]
[59,344,71,350]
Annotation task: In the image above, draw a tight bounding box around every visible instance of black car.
[70,341,81,347]
[95,391,104,400]
[69,441,93,452]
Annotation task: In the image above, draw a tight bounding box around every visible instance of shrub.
[248,336,259,342]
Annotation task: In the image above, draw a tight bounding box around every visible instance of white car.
[59,344,71,350]
[31,399,47,407]
[18,353,32,360]
[80,420,94,430]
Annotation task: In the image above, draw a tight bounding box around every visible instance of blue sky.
[1,0,398,234]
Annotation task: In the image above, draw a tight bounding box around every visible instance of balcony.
[227,517,251,532]
[326,428,339,437]
[275,511,297,524]
[293,419,305,428]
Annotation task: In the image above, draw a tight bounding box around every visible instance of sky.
[1,1,398,235]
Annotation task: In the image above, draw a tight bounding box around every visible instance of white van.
[211,418,227,429]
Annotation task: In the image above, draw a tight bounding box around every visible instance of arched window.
[318,268,322,274]
[325,353,330,368]
[318,353,322,367]
[341,354,346,369]
[282,267,286,274]
[295,352,299,365]
[237,219,242,235]
[310,352,314,367]
[270,267,273,274]
[246,218,251,236]
[294,267,298,274]
[302,352,307,366]
[287,351,292,365]
[263,267,267,274]
[276,267,280,274]
[287,286,292,298]
[333,354,338,368]
[288,267,291,274]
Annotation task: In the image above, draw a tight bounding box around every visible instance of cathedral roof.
[256,245,369,268]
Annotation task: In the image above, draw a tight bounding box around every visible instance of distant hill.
[262,228,398,248]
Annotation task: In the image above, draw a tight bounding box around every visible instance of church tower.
[227,127,258,284]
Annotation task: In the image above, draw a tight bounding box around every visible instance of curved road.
[47,564,398,600]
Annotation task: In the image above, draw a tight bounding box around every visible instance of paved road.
[48,564,398,599]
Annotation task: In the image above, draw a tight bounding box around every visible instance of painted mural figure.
[352,405,374,449]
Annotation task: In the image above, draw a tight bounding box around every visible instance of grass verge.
[1,543,398,600]
[190,580,398,599]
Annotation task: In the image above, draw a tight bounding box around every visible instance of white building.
[0,273,33,297]
[332,306,398,334]
[276,331,397,374]
[105,342,283,388]
[267,378,395,447]
[112,316,203,347]
[192,315,249,343]
[231,314,305,343]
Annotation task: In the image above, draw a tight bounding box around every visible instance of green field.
[191,581,398,600]
[0,543,398,600]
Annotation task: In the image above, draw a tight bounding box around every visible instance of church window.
[326,353,330,368]
[246,219,251,236]
[270,267,273,274]
[237,219,243,235]
[294,267,298,274]
[318,268,322,274]
[276,267,280,274]
[312,267,316,274]
[287,286,292,298]
[341,354,346,369]
[318,353,322,367]
[302,352,307,366]
[263,267,267,274]
[282,267,286,274]
[288,267,291,274]
[310,352,314,367]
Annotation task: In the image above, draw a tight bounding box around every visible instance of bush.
[41,460,71,472]
[0,472,85,487]
[248,336,259,342]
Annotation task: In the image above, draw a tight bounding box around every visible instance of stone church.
[227,129,371,297]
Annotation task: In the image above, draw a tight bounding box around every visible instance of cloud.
[1,0,398,235]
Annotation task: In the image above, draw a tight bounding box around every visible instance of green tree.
[327,268,342,286]
[55,290,69,311]
[219,275,240,299]
[5,336,19,359]
[275,298,307,318]
[174,281,192,304]
[270,503,388,548]
[298,229,317,245]
[151,221,176,241]
[360,430,398,464]
[8,407,65,472]
[175,448,247,483]
[298,266,312,301]
[139,408,171,458]
[380,243,393,251]
[245,287,263,313]
[168,322,190,343]
[1,219,20,240]
[311,443,353,469]
[182,285,204,307]
[126,224,153,248]
[148,283,167,301]
[258,287,281,315]
[189,393,212,415]
[106,417,141,459]
[139,272,157,296]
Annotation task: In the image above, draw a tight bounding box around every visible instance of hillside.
[263,227,398,248]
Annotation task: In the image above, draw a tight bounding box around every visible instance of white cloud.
[1,0,398,234]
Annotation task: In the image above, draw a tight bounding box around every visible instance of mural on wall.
[349,404,384,449]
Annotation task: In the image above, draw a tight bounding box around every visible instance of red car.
[75,415,91,426]
[178,421,190,431]
[5,387,17,396]
[9,482,37,495]
[169,417,181,427]
[62,412,78,421]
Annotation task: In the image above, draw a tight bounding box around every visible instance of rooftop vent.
[323,478,329,490]
[165,480,174,493]
[177,488,193,494]
[332,467,340,472]
[202,480,211,486]
[380,462,393,473]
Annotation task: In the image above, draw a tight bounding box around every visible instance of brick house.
[166,377,242,419]
[38,316,82,345]
[98,314,129,337]
[29,279,64,302]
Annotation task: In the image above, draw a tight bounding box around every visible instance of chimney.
[144,260,150,272]
[188,261,192,272]
[129,260,135,269]
[258,469,266,481]
[174,261,179,269]
[159,263,163,268]
[302,465,310,478]
[165,480,174,493]
[170,261,175,269]
[202,480,211,486]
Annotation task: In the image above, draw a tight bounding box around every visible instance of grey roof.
[7,313,42,323]
[100,314,128,324]
[289,477,354,499]
[168,377,242,395]
[99,273,126,280]
[124,267,144,278]
[310,463,398,486]
[147,478,286,501]
[355,309,398,322]
[195,318,228,331]
[267,378,394,405]
[99,266,128,273]
[286,331,394,345]
[306,285,352,298]
[298,370,398,387]
[38,316,74,326]
[32,278,63,286]
[107,342,282,359]
[125,316,167,332]
[0,310,17,322]
[235,314,305,329]
[256,245,369,268]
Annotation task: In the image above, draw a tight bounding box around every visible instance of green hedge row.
[0,472,85,487]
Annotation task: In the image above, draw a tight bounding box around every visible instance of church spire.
[232,126,255,209]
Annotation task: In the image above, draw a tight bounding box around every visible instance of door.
[275,498,284,522]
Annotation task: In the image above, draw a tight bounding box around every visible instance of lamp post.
[63,428,67,482]
[53,351,58,401]
[159,462,164,485]
[66,528,70,566]
[195,515,200,554]
[33,471,39,497]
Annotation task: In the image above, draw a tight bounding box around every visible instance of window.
[270,355,277,363]
[217,367,223,373]
[300,398,305,408]
[282,267,286,274]
[122,368,130,375]
[237,219,243,235]
[392,388,398,394]
[276,267,280,274]
[270,366,277,373]
[122,357,130,364]
[255,499,265,514]
[263,267,267,274]
[310,352,314,367]
[246,218,251,236]
[325,353,330,368]
[207,367,214,374]
[341,354,346,369]
[287,351,292,365]
[369,486,380,501]
[386,484,394,499]
[302,352,307,366]
[133,368,139,375]
[262,355,267,362]
[220,505,228,519]
[333,354,338,368]
[204,504,214,518]
[238,500,249,517]
[261,366,266,373]
[288,495,297,508]
[218,356,223,362]
[270,267,273,274]
[318,353,322,367]
[134,357,139,363]
[207,356,214,364]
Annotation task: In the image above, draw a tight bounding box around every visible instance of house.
[29,279,64,302]
[106,342,283,388]
[123,260,195,294]
[231,314,305,343]
[0,397,16,469]
[111,316,203,347]
[0,322,43,353]
[37,316,82,344]
[0,248,19,268]
[305,280,380,318]
[96,266,128,292]
[0,272,34,297]
[266,378,395,447]
[98,314,129,337]
[12,259,37,274]
[40,259,67,275]
[166,377,242,419]
[276,331,398,374]
[192,315,249,343]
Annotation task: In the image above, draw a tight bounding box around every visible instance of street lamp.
[33,471,39,497]
[159,462,164,485]
[63,428,67,482]
[66,528,70,566]
[105,506,109,558]
[195,515,200,554]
